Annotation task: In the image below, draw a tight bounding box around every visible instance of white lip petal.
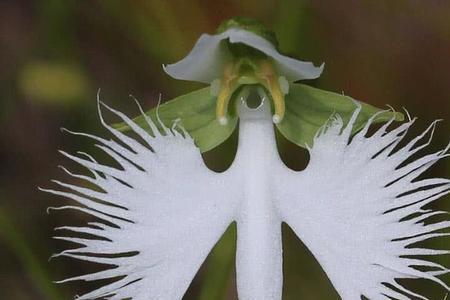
[44,100,241,300]
[164,28,324,84]
[45,93,449,299]
[275,104,450,300]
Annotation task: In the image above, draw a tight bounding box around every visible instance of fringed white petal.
[164,28,323,84]
[275,103,450,300]
[45,92,449,300]
[43,100,240,300]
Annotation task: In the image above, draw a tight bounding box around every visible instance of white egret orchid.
[42,18,450,300]
[164,17,323,125]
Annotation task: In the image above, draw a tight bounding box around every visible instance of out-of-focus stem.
[0,204,62,300]
[198,225,236,300]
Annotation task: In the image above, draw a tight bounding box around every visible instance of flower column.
[231,93,283,300]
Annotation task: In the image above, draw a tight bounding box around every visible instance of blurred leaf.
[276,83,405,148]
[38,0,76,58]
[98,1,187,61]
[143,0,190,54]
[273,0,310,54]
[0,205,61,300]
[114,87,238,153]
[198,224,236,300]
[18,62,90,105]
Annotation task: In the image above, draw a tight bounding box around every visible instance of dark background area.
[0,1,449,299]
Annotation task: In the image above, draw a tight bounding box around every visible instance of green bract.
[114,84,403,152]
[278,84,404,148]
[114,88,238,153]
[115,18,403,152]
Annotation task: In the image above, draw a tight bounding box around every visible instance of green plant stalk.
[198,224,236,300]
[0,205,62,300]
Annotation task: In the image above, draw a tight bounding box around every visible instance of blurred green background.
[1,1,449,299]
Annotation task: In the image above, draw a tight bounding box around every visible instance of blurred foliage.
[19,62,90,104]
[198,225,237,300]
[0,204,62,300]
[0,0,449,299]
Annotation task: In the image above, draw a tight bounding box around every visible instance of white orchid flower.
[42,18,450,300]
[165,17,323,125]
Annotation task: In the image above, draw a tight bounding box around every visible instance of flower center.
[245,87,263,109]
[213,58,288,125]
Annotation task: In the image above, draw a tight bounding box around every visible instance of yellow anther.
[256,60,286,124]
[215,63,238,125]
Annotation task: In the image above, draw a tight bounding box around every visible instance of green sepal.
[276,83,405,148]
[115,83,404,153]
[113,87,238,153]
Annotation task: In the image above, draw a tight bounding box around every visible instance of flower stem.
[0,204,62,300]
[198,224,236,300]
